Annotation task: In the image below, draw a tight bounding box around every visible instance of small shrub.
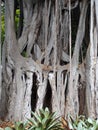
[68,115,98,130]
[5,122,26,130]
[27,107,63,130]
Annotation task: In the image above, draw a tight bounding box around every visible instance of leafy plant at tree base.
[27,107,63,130]
[5,121,26,130]
[68,115,98,130]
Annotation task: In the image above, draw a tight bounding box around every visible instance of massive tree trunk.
[86,0,98,118]
[0,0,98,121]
[0,0,1,99]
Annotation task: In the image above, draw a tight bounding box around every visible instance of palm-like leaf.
[28,108,62,130]
[68,115,98,130]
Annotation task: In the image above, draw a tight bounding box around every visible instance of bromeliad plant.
[2,109,98,130]
[68,115,98,130]
[4,121,27,130]
[27,107,63,130]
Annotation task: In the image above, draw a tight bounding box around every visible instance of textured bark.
[0,0,98,121]
[65,0,88,118]
[85,0,98,118]
[0,0,1,99]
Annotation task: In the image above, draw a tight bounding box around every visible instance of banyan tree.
[0,0,98,121]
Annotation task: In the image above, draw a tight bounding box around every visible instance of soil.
[0,120,14,128]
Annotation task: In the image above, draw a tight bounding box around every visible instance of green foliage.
[2,114,98,130]
[5,122,26,130]
[14,122,27,130]
[21,51,28,57]
[27,108,63,130]
[5,127,12,130]
[68,115,98,130]
[15,9,20,31]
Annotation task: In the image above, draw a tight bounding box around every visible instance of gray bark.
[85,0,98,118]
[0,0,98,121]
[0,0,1,99]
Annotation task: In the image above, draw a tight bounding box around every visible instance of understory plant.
[68,115,98,130]
[2,110,98,130]
[4,121,26,130]
[27,107,63,130]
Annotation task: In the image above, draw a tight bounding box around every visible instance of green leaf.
[31,111,42,123]
[28,108,62,130]
[5,127,13,130]
[28,118,38,126]
[87,118,94,124]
